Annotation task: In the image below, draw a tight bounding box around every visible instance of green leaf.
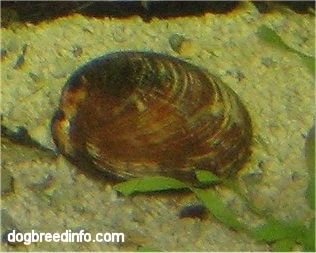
[195,170,222,184]
[113,176,189,196]
[299,54,315,77]
[302,218,315,251]
[221,178,264,216]
[251,218,306,243]
[271,238,296,252]
[305,125,315,209]
[257,25,315,77]
[193,188,246,231]
[305,177,315,210]
[257,25,291,51]
[305,125,315,171]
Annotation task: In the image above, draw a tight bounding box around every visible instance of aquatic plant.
[256,25,315,77]
[114,169,315,251]
[305,125,315,210]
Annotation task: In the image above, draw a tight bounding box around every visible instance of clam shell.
[51,51,252,182]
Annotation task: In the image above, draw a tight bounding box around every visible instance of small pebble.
[169,34,186,52]
[111,25,127,42]
[241,172,263,186]
[72,45,83,57]
[169,34,198,57]
[13,55,24,69]
[28,174,54,191]
[29,72,40,83]
[178,203,208,220]
[13,44,28,69]
[261,57,277,68]
[21,44,27,55]
[226,69,245,82]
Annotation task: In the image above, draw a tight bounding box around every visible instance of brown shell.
[51,51,252,182]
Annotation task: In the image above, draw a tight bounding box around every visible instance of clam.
[51,51,252,182]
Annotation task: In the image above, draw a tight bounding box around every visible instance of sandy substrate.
[1,2,314,251]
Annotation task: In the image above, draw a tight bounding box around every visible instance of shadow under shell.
[51,51,252,182]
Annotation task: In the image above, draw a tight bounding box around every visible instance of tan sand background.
[1,2,314,251]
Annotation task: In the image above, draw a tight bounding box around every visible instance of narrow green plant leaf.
[251,218,306,242]
[257,25,291,51]
[221,178,264,216]
[113,176,189,196]
[193,188,246,231]
[302,218,315,252]
[271,238,296,252]
[305,125,315,209]
[195,170,222,184]
[305,125,315,172]
[305,176,315,210]
[300,54,315,77]
[257,25,315,77]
